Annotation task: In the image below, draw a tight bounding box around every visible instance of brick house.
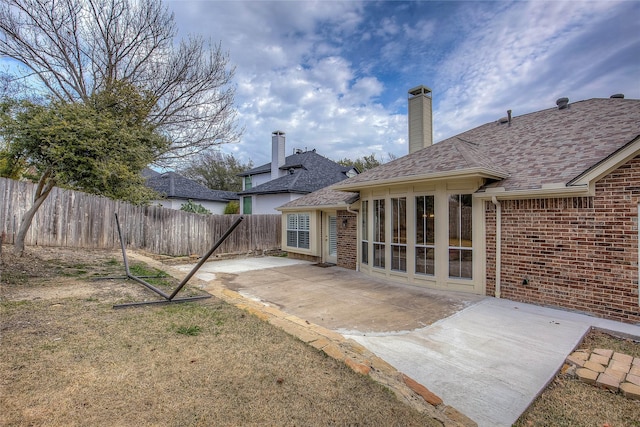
[279,86,640,324]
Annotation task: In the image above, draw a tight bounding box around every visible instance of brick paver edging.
[130,253,477,427]
[564,348,640,400]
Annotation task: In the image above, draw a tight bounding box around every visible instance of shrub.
[180,200,211,214]
[224,200,239,214]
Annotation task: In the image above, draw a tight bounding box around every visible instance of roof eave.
[476,183,591,200]
[568,135,640,186]
[277,202,355,212]
[333,167,510,191]
[239,189,309,196]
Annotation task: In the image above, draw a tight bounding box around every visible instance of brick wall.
[485,156,640,324]
[337,210,357,270]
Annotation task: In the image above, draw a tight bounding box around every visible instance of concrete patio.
[172,256,640,427]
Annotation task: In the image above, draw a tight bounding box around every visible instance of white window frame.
[391,197,407,272]
[373,199,385,269]
[361,200,369,265]
[286,213,310,249]
[415,194,435,276]
[448,194,473,279]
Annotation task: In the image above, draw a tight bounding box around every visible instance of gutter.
[491,196,501,299]
[333,167,509,192]
[477,183,591,200]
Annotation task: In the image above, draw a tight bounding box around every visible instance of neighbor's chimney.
[271,131,286,179]
[408,85,433,154]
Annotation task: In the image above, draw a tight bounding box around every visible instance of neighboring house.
[237,131,358,215]
[144,169,238,215]
[279,86,640,324]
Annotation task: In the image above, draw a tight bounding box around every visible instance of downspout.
[491,196,501,298]
[346,206,360,271]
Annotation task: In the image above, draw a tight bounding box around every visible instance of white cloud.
[4,0,635,171]
[431,1,638,141]
[165,0,639,166]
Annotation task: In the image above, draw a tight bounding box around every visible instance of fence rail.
[1,178,281,256]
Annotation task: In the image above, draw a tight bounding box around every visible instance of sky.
[164,0,639,167]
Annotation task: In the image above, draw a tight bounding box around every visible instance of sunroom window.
[391,197,406,272]
[416,195,435,275]
[448,194,472,279]
[373,199,385,268]
[361,200,369,265]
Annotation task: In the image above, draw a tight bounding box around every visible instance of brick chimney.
[271,131,286,179]
[408,85,433,154]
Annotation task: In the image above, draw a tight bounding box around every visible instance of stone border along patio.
[129,252,477,427]
[564,348,640,399]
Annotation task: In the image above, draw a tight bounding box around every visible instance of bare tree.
[0,0,241,162]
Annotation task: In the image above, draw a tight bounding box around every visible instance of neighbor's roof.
[239,150,354,195]
[334,97,640,193]
[277,186,360,210]
[145,171,238,202]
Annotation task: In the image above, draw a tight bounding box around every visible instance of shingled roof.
[239,150,354,195]
[146,171,238,202]
[278,186,360,210]
[334,97,640,193]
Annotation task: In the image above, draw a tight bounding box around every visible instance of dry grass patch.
[515,330,640,427]
[1,246,441,427]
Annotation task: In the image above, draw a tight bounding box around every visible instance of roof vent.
[497,117,509,124]
[556,97,569,110]
[610,93,624,99]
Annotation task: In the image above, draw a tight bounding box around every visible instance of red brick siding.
[337,210,357,270]
[485,156,640,324]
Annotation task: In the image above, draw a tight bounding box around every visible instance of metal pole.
[114,213,131,276]
[113,295,211,309]
[128,274,171,300]
[115,212,170,299]
[168,216,244,300]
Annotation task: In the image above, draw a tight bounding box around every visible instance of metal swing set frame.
[104,213,244,309]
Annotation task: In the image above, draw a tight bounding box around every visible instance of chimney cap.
[272,130,286,136]
[408,85,432,97]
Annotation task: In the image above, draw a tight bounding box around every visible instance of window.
[242,196,252,214]
[287,213,310,249]
[373,199,385,268]
[416,195,435,275]
[449,194,472,279]
[361,200,369,265]
[391,197,406,272]
[244,176,252,190]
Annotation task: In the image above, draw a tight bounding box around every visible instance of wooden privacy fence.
[1,178,281,256]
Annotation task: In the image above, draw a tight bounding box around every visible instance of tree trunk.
[13,171,56,257]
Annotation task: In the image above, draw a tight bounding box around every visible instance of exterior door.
[325,214,337,264]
